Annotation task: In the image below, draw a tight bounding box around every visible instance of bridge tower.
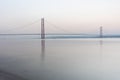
[100,26,103,38]
[41,18,45,39]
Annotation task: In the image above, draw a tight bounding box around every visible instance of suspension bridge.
[0,18,107,39]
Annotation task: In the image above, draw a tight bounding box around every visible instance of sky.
[0,0,120,34]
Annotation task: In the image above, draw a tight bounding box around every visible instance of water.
[0,35,120,80]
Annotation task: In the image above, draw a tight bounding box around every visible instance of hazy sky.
[0,0,120,34]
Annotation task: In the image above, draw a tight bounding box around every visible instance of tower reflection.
[99,39,103,57]
[100,40,103,48]
[41,39,45,61]
[99,39,104,79]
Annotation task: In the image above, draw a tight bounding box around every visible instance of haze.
[0,0,120,34]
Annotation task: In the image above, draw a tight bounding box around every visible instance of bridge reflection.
[41,39,45,61]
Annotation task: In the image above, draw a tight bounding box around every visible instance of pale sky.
[0,0,120,34]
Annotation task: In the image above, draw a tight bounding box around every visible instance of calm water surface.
[0,38,120,80]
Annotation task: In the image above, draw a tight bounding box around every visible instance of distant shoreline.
[0,34,120,38]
